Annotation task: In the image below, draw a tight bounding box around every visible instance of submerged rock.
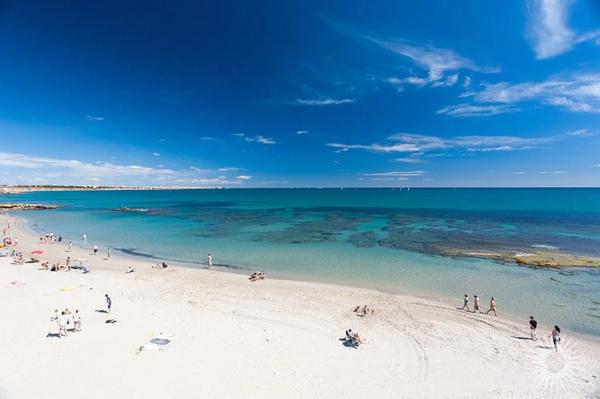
[0,203,59,210]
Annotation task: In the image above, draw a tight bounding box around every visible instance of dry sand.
[1,215,599,399]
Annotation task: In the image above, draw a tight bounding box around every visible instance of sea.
[3,188,600,337]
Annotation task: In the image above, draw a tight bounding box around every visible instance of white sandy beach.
[1,215,599,399]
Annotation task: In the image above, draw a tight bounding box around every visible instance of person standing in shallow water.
[207,253,212,269]
[460,294,470,311]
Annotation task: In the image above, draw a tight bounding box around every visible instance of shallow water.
[3,188,600,336]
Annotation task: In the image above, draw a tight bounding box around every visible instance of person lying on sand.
[152,262,168,269]
[351,332,365,348]
[126,266,135,273]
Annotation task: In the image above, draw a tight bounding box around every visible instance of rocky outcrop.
[443,248,600,268]
[0,203,59,210]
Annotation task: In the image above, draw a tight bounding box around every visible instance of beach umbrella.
[31,250,43,255]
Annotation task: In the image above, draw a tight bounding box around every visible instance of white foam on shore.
[531,244,559,250]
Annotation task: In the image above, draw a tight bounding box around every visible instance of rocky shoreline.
[443,248,600,268]
[0,203,59,210]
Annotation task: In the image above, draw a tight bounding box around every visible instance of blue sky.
[1,0,600,187]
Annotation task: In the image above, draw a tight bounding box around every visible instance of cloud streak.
[295,98,355,106]
[436,104,518,117]
[327,132,558,155]
[367,39,499,89]
[0,152,252,187]
[526,0,600,59]
[233,133,276,144]
[456,73,600,114]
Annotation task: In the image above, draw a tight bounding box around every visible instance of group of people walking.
[529,316,561,351]
[460,294,496,316]
[460,294,562,351]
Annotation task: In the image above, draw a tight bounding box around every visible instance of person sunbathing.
[351,333,365,348]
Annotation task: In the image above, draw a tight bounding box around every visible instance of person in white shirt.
[73,310,81,332]
[208,253,213,269]
[57,312,68,337]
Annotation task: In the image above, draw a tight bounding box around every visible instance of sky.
[1,0,600,187]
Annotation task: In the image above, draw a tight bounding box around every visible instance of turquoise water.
[3,188,600,336]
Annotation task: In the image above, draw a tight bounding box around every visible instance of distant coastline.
[0,185,214,194]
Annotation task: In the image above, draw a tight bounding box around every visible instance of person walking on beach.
[549,326,561,351]
[93,245,98,255]
[105,294,112,313]
[73,310,81,332]
[473,295,481,313]
[57,311,68,337]
[460,294,470,311]
[83,233,87,242]
[68,241,72,252]
[208,253,213,269]
[66,256,71,272]
[485,297,497,316]
[529,316,538,341]
[107,248,111,259]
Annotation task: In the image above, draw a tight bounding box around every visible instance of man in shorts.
[529,316,538,340]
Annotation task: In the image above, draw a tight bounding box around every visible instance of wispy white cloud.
[459,73,600,113]
[255,135,276,145]
[437,104,518,117]
[526,0,600,59]
[513,171,527,175]
[295,98,355,106]
[565,129,593,137]
[395,157,426,164]
[0,152,174,177]
[539,170,567,174]
[370,39,499,89]
[296,130,309,135]
[152,152,160,156]
[327,130,582,155]
[233,133,276,144]
[87,115,105,121]
[236,175,252,180]
[358,170,427,181]
[0,152,253,187]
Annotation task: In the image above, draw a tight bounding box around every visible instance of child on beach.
[93,245,98,255]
